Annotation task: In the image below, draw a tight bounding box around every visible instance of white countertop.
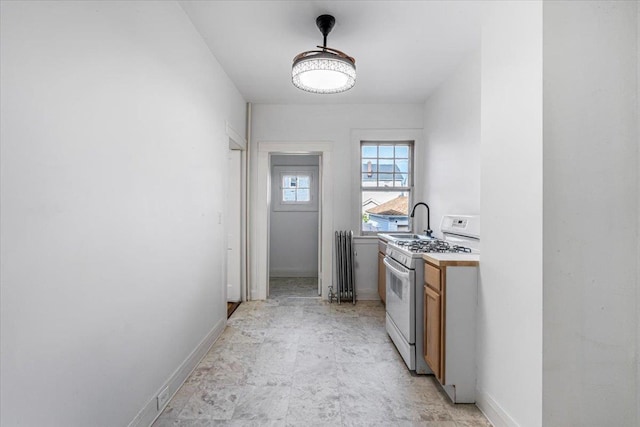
[423,252,480,267]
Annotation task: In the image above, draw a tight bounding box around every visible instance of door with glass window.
[269,155,320,296]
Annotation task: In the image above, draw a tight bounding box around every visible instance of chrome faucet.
[410,202,433,237]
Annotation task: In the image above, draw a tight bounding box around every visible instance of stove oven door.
[384,256,415,344]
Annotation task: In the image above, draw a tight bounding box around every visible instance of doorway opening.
[252,141,333,301]
[268,154,321,300]
[225,123,247,315]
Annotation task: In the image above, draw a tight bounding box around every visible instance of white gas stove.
[384,215,480,374]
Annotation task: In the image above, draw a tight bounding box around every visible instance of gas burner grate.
[396,239,471,254]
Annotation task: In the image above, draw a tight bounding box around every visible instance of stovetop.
[394,239,472,254]
[386,238,476,268]
[384,215,480,269]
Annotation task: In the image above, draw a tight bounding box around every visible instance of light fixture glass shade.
[292,52,356,94]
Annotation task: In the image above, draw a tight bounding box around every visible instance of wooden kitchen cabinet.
[424,284,441,381]
[422,256,478,403]
[377,240,387,304]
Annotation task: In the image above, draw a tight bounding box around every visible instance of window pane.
[361,159,378,176]
[362,173,378,187]
[362,145,377,158]
[378,159,394,186]
[283,189,296,201]
[298,175,310,188]
[297,189,310,201]
[393,173,408,187]
[361,191,410,232]
[379,145,394,158]
[395,145,409,158]
[396,159,409,174]
[394,159,409,187]
[283,176,297,188]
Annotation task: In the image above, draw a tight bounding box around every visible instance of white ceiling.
[179,1,486,104]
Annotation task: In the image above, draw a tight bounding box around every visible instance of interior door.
[226,149,242,302]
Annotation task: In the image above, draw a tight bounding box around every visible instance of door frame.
[225,123,247,302]
[252,141,333,300]
[225,149,242,302]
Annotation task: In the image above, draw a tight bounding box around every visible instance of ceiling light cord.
[316,14,335,49]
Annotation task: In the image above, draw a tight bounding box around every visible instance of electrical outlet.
[157,386,170,410]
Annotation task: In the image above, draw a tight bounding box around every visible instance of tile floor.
[152,278,491,427]
[268,277,318,298]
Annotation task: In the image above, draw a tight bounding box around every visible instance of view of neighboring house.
[361,161,407,187]
[361,197,380,213]
[364,195,409,232]
[361,162,409,231]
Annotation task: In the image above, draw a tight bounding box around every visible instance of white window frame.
[272,165,318,212]
[351,129,422,236]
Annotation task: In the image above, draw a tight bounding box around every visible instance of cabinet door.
[424,284,442,382]
[378,252,386,304]
[425,263,441,292]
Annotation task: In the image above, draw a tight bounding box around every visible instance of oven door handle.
[383,257,411,280]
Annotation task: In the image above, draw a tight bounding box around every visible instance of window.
[272,166,318,212]
[360,141,413,234]
[282,174,311,203]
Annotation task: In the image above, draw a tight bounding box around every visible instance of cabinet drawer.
[424,264,441,292]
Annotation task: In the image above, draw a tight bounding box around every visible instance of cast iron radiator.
[330,230,356,305]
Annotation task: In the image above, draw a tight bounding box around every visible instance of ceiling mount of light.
[292,14,356,94]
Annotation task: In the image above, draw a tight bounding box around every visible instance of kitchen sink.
[378,233,433,241]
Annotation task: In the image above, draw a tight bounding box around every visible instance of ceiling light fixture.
[292,14,356,94]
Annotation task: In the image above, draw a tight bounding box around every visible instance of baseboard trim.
[128,317,226,427]
[475,388,520,427]
[355,289,381,301]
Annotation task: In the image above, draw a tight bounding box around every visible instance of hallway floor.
[152,279,491,426]
[269,276,318,298]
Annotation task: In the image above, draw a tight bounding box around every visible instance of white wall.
[478,2,543,426]
[542,2,639,426]
[0,2,245,426]
[269,154,319,277]
[638,5,640,422]
[251,105,424,230]
[421,50,481,236]
[250,104,424,298]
